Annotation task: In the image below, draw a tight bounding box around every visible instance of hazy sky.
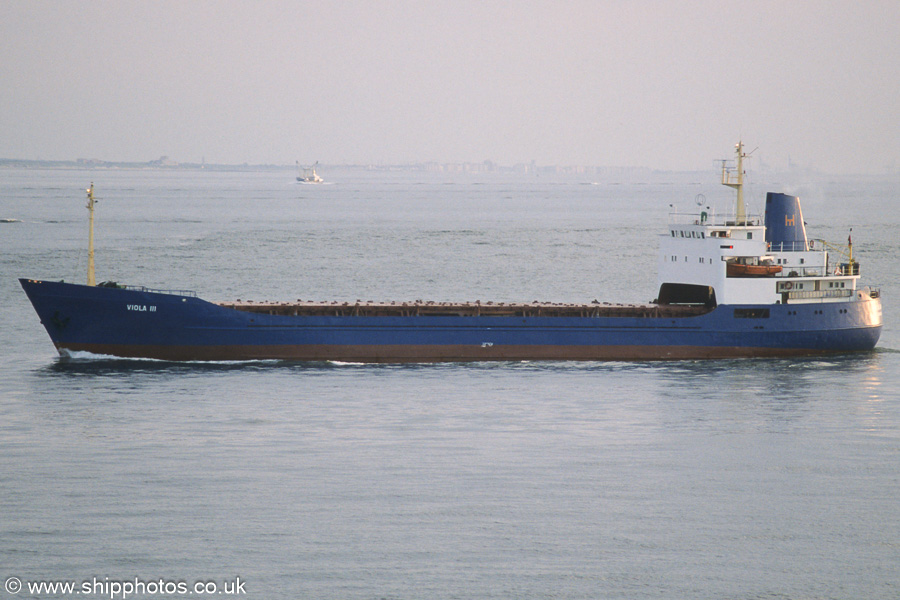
[3,0,899,172]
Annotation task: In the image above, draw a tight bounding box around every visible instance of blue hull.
[20,279,882,362]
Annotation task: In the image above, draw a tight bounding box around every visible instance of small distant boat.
[296,161,323,183]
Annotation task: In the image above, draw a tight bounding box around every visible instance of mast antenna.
[86,183,97,286]
[721,141,750,225]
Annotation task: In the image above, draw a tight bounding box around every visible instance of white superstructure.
[656,142,868,307]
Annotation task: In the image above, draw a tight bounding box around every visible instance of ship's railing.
[786,289,853,301]
[777,267,826,278]
[776,264,859,278]
[667,212,712,225]
[666,211,761,227]
[768,241,809,252]
[122,285,198,297]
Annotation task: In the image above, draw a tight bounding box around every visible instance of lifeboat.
[726,261,783,277]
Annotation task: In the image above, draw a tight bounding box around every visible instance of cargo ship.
[20,144,882,362]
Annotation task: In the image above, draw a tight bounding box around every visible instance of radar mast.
[721,141,748,225]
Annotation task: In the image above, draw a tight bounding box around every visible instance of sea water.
[1,167,898,599]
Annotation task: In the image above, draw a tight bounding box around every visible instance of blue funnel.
[765,192,808,251]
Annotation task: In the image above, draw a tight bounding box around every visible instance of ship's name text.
[127,304,157,312]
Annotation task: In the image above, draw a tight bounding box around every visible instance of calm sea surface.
[1,167,898,599]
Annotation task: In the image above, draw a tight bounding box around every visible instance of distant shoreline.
[0,158,290,172]
[1,157,893,180]
[0,157,665,177]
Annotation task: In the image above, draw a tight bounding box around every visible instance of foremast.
[86,183,97,286]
